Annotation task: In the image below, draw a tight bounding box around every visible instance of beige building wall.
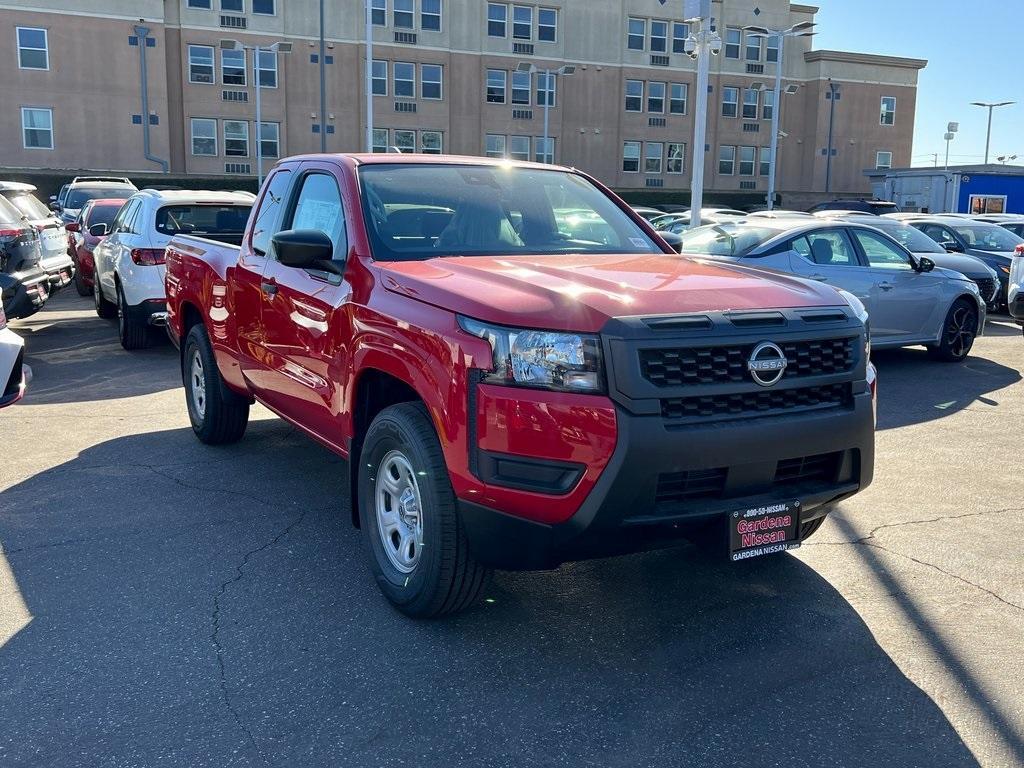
[0,0,926,204]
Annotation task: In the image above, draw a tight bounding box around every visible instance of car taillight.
[130,248,166,266]
[0,228,23,238]
[1015,244,1024,256]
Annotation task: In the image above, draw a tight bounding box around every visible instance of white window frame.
[191,117,218,156]
[738,145,756,176]
[672,22,689,54]
[252,0,275,15]
[645,142,664,174]
[16,27,48,70]
[648,81,666,114]
[538,8,557,43]
[759,147,771,176]
[761,89,774,121]
[650,20,668,53]
[721,86,739,118]
[21,107,54,150]
[221,48,247,86]
[187,0,213,8]
[875,151,893,170]
[487,3,507,38]
[421,64,443,100]
[625,79,644,113]
[421,0,442,32]
[221,0,244,11]
[670,83,688,116]
[742,88,759,119]
[188,44,215,85]
[766,34,780,63]
[371,59,388,96]
[259,121,280,158]
[224,119,249,157]
[420,130,443,154]
[509,135,530,161]
[536,72,555,108]
[486,69,507,104]
[745,32,761,61]
[394,61,416,98]
[512,5,533,40]
[880,96,896,126]
[534,136,555,164]
[968,194,1007,214]
[718,145,736,175]
[725,28,741,59]
[393,0,414,29]
[372,127,389,153]
[667,142,685,174]
[371,0,387,26]
[257,50,278,88]
[485,134,507,158]
[627,17,645,51]
[623,141,641,173]
[394,129,416,153]
[511,70,531,105]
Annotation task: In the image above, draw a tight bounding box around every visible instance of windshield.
[0,196,24,227]
[155,204,252,236]
[677,224,779,257]
[358,164,660,261]
[66,187,134,210]
[85,203,124,228]
[4,191,51,220]
[949,223,1024,252]
[861,218,944,253]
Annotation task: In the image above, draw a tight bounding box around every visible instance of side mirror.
[88,223,109,237]
[659,231,685,254]
[272,229,342,273]
[916,256,935,273]
[65,222,80,233]
[49,201,62,212]
[941,240,963,253]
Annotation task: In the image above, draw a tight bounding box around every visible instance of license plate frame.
[729,500,801,562]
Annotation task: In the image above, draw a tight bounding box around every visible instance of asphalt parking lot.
[1,290,1022,768]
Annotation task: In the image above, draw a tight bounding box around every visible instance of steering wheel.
[367,189,388,230]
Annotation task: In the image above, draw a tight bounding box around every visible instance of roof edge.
[804,49,928,69]
[789,4,819,14]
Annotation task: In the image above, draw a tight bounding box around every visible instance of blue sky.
[811,0,1023,167]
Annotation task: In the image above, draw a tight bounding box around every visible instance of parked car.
[650,213,688,229]
[975,214,1024,239]
[51,176,136,223]
[0,182,75,294]
[67,198,126,297]
[0,302,30,408]
[832,214,1002,309]
[906,216,1024,309]
[677,218,986,361]
[1009,244,1024,335]
[808,199,900,215]
[93,189,253,349]
[748,210,815,219]
[630,206,666,222]
[0,195,49,319]
[165,153,876,617]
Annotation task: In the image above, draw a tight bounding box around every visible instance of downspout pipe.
[134,24,169,173]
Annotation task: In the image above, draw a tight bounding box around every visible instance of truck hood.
[379,253,846,332]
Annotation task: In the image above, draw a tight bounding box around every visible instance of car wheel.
[117,283,150,351]
[93,275,116,319]
[358,402,492,618]
[799,514,828,541]
[183,324,249,445]
[73,263,90,297]
[927,298,978,362]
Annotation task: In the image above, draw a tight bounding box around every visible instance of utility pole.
[365,0,373,152]
[825,80,839,194]
[944,122,958,170]
[683,0,719,229]
[318,0,326,151]
[971,101,1014,165]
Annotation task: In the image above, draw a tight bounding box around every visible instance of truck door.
[257,163,352,451]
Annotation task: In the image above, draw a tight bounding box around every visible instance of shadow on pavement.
[0,424,980,767]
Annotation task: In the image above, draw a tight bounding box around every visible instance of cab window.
[251,169,292,256]
[287,173,347,261]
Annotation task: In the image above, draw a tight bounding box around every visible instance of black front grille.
[655,467,727,506]
[661,382,853,422]
[973,277,997,301]
[639,337,855,388]
[774,452,841,486]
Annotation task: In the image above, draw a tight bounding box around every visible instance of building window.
[22,107,53,149]
[372,60,388,95]
[536,72,555,107]
[257,50,277,87]
[875,151,893,169]
[627,18,645,51]
[759,147,771,176]
[625,79,643,112]
[16,27,48,70]
[650,20,668,53]
[188,0,212,7]
[645,142,663,174]
[259,121,279,157]
[667,143,685,174]
[191,118,217,155]
[538,7,557,42]
[745,33,761,61]
[188,45,215,84]
[766,34,780,63]
[512,5,532,39]
[739,145,756,176]
[725,28,741,59]
[487,3,507,37]
[371,0,386,26]
[622,141,641,173]
[486,69,506,103]
[509,135,530,161]
[421,130,442,154]
[485,134,506,158]
[718,145,735,175]
[222,0,243,12]
[670,83,688,115]
[762,90,774,120]
[394,129,416,152]
[421,64,443,99]
[672,22,689,54]
[253,0,275,14]
[535,136,554,164]
[394,0,414,29]
[394,61,415,97]
[969,194,1007,214]
[224,120,249,156]
[372,128,389,153]
[221,49,246,86]
[880,96,896,126]
[421,0,441,31]
[742,88,759,119]
[647,82,666,114]
[721,86,738,118]
[511,70,531,105]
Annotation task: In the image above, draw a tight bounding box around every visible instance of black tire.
[93,275,116,319]
[117,283,150,351]
[358,402,492,618]
[183,324,249,445]
[927,297,978,362]
[799,514,827,541]
[73,264,90,297]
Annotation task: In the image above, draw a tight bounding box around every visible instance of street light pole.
[365,0,374,152]
[319,0,326,151]
[825,80,839,194]
[687,16,715,229]
[971,101,1014,164]
[943,121,958,171]
[516,62,575,163]
[253,46,264,186]
[542,68,551,163]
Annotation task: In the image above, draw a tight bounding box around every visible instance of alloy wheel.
[946,305,976,358]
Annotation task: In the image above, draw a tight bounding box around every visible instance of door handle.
[260,280,278,298]
[808,273,828,281]
[878,281,894,291]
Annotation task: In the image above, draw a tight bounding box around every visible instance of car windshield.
[358,163,660,261]
[5,191,51,220]
[86,203,124,228]
[155,204,251,236]
[677,223,778,257]
[66,187,134,210]
[0,196,24,227]
[949,223,1023,252]
[860,218,944,253]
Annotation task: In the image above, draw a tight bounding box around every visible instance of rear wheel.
[117,283,150,351]
[93,275,116,319]
[927,298,978,362]
[183,324,249,444]
[73,262,90,296]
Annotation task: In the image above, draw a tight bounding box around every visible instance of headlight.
[998,264,1011,275]
[837,289,870,360]
[458,316,605,393]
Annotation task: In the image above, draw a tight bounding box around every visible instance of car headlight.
[998,264,1011,275]
[837,289,870,360]
[458,316,605,393]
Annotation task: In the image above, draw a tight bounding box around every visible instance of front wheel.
[927,298,978,362]
[358,402,492,618]
[183,324,249,444]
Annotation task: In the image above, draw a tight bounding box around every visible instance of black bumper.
[460,391,874,570]
[125,299,167,326]
[1,271,49,319]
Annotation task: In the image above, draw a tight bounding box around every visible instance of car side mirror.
[916,256,935,273]
[940,240,963,253]
[659,231,685,254]
[65,222,80,233]
[49,201,62,212]
[88,223,109,237]
[272,229,343,273]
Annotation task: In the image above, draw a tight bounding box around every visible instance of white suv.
[91,189,254,349]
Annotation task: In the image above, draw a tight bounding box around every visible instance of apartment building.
[2,0,926,204]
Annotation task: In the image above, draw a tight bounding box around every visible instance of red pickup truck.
[165,154,875,617]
